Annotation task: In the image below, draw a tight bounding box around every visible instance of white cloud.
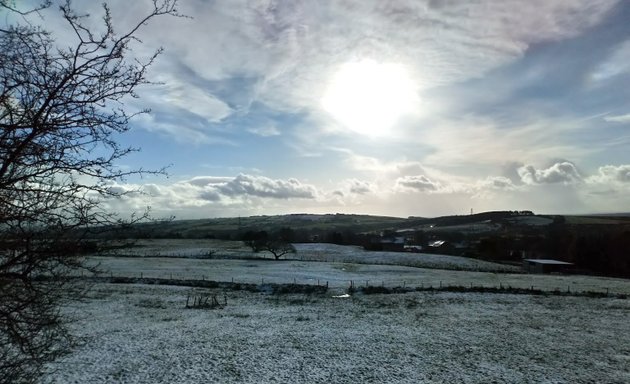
[163,81,233,123]
[347,179,373,195]
[247,124,281,137]
[470,176,520,200]
[326,179,376,207]
[478,176,518,191]
[185,176,234,187]
[100,0,618,125]
[217,174,317,199]
[12,1,627,218]
[395,175,441,192]
[593,39,630,81]
[587,164,630,184]
[97,173,320,218]
[141,184,161,196]
[333,179,374,197]
[96,165,630,219]
[604,113,630,123]
[518,162,582,185]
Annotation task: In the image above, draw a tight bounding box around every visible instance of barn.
[523,259,573,274]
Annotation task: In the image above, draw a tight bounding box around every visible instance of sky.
[13,0,630,218]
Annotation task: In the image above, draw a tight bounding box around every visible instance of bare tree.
[0,1,182,382]
[263,240,297,260]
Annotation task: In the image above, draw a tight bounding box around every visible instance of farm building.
[380,237,405,252]
[426,240,455,255]
[523,259,573,274]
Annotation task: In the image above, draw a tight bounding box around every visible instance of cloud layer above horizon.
[21,0,630,218]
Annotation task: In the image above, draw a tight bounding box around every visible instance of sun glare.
[322,59,418,137]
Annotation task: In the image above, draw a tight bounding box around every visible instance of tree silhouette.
[0,1,181,382]
[263,240,296,260]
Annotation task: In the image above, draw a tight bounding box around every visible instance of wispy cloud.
[21,0,629,217]
[247,124,281,137]
[115,0,620,133]
[604,113,630,123]
[592,39,630,81]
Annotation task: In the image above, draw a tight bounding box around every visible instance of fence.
[79,271,627,299]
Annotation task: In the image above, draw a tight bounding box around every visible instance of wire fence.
[79,270,628,299]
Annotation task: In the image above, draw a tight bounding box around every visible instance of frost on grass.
[44,284,630,384]
[99,239,519,272]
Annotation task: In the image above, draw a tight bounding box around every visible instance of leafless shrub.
[186,292,227,309]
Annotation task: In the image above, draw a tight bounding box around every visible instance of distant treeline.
[104,211,630,278]
[472,223,630,278]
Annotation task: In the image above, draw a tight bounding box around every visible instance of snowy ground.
[45,283,630,384]
[103,240,519,273]
[293,243,519,272]
[89,255,630,296]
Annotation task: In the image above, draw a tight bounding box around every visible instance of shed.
[523,259,573,274]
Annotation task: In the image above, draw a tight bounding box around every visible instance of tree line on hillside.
[472,224,630,278]
[104,214,630,277]
[235,223,630,277]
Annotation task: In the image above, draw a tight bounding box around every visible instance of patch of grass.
[136,298,166,309]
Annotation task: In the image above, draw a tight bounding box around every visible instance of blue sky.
[24,0,630,218]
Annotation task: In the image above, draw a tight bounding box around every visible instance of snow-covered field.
[293,243,519,272]
[103,240,519,273]
[89,255,630,296]
[45,283,630,383]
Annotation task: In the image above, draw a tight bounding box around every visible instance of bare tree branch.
[0,1,182,382]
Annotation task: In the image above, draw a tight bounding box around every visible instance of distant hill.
[116,210,559,239]
[123,213,407,239]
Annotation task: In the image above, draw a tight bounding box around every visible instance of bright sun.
[322,59,418,137]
